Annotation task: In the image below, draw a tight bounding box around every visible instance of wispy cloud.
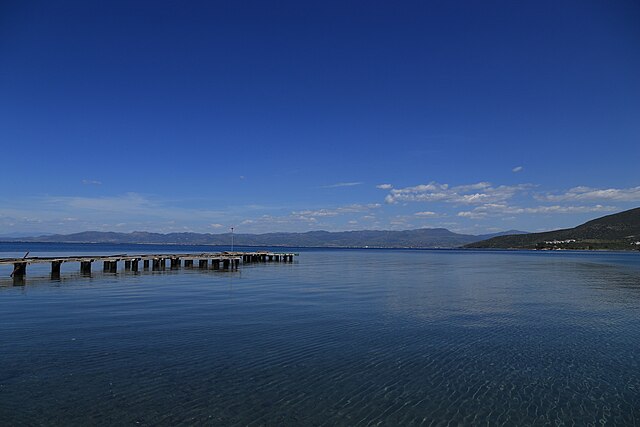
[512,166,523,173]
[227,203,385,232]
[81,179,102,185]
[384,181,531,205]
[538,186,640,202]
[376,184,393,190]
[457,203,616,219]
[0,193,232,234]
[321,182,362,188]
[414,211,438,217]
[292,203,381,219]
[3,178,637,236]
[44,193,158,214]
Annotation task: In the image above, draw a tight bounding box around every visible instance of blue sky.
[1,0,639,236]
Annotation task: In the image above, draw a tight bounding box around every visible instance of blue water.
[1,243,640,425]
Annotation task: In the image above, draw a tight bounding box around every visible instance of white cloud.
[457,211,487,219]
[512,166,523,173]
[292,203,381,218]
[210,223,224,228]
[384,181,531,205]
[539,186,640,202]
[457,204,616,219]
[376,184,393,190]
[414,211,437,217]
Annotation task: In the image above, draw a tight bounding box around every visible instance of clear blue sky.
[1,0,639,235]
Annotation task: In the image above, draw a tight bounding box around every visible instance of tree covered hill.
[465,207,640,250]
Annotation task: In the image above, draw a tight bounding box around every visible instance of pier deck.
[0,251,297,278]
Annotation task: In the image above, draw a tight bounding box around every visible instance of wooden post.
[223,259,230,269]
[103,261,110,271]
[171,258,181,269]
[12,262,27,278]
[199,259,208,269]
[51,261,62,278]
[124,260,132,270]
[152,258,162,271]
[212,260,220,270]
[109,261,118,272]
[184,259,193,268]
[143,260,150,269]
[80,261,92,275]
[131,259,139,272]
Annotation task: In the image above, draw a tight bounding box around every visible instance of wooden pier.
[0,251,297,279]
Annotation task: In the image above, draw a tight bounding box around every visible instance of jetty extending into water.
[0,251,297,279]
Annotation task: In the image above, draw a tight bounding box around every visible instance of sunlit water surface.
[1,243,640,425]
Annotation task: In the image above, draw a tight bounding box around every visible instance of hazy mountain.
[0,232,53,239]
[4,228,527,249]
[466,207,640,250]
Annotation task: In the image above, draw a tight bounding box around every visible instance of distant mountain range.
[2,228,527,249]
[466,207,640,250]
[5,208,638,250]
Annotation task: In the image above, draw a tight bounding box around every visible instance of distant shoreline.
[1,240,639,253]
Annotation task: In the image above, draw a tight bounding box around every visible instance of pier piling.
[51,261,61,279]
[12,262,27,278]
[51,261,62,277]
[80,261,92,275]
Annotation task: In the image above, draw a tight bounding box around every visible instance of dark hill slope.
[466,207,640,250]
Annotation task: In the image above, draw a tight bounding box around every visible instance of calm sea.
[1,243,639,425]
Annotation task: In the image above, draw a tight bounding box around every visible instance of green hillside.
[466,207,640,250]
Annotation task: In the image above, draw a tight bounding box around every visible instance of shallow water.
[1,244,640,425]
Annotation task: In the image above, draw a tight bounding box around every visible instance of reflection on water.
[1,245,640,425]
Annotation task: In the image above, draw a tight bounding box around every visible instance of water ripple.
[1,249,640,425]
